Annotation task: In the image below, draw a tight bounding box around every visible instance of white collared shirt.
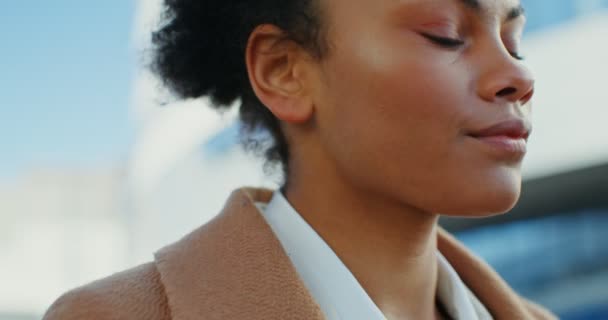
[255,191,492,320]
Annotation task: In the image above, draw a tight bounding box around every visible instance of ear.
[245,24,315,124]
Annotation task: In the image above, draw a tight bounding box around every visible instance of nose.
[477,56,535,105]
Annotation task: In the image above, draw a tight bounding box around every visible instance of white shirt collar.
[256,190,491,320]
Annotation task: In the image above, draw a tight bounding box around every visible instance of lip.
[469,118,532,140]
[467,118,532,159]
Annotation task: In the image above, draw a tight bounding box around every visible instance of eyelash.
[421,33,525,61]
[422,33,465,48]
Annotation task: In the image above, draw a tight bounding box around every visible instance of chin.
[474,187,521,216]
[441,192,520,218]
[439,169,523,218]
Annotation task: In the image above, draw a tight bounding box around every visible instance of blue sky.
[1,1,136,178]
[1,1,606,179]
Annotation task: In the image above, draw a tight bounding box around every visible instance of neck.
[284,159,441,319]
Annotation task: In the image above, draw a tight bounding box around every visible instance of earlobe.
[245,24,314,124]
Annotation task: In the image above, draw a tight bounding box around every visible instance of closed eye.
[420,33,465,48]
[421,32,525,60]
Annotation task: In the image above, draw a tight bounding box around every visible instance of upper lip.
[468,118,532,140]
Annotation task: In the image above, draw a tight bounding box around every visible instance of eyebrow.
[459,0,526,21]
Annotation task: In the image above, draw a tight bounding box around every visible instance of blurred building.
[0,167,130,319]
[442,163,608,318]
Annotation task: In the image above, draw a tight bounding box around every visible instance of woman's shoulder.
[42,261,171,320]
[41,188,274,320]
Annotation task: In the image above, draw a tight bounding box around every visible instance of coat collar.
[154,187,556,320]
[154,187,325,320]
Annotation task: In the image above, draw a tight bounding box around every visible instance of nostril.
[521,89,534,105]
[496,87,517,97]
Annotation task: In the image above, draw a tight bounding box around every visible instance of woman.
[44,0,557,319]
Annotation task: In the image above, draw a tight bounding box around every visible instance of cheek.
[321,42,470,162]
[315,40,522,214]
[374,60,467,136]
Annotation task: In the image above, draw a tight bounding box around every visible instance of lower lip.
[469,135,527,159]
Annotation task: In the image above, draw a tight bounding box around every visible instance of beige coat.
[43,187,557,320]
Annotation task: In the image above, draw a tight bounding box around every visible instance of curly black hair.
[150,0,328,181]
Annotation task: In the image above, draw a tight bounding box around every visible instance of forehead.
[323,0,523,21]
[459,0,524,19]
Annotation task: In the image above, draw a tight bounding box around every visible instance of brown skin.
[246,0,533,319]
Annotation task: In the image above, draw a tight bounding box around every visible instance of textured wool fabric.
[43,187,557,320]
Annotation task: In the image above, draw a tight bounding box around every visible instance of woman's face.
[310,0,534,216]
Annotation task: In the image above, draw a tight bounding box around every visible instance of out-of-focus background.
[1,1,607,319]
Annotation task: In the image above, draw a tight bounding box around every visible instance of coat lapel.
[153,187,325,320]
[437,228,556,320]
[153,187,556,320]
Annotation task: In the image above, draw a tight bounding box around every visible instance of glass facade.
[456,210,608,318]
